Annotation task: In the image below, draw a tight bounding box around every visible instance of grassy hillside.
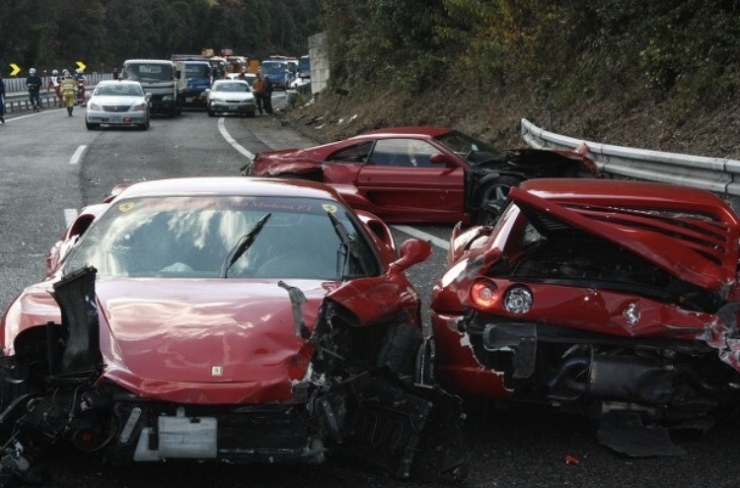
[289,0,740,159]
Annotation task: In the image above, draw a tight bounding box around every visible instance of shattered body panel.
[0,177,466,483]
[431,178,740,456]
[244,127,600,225]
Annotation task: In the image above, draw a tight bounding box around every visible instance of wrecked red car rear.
[431,178,740,456]
[0,177,466,483]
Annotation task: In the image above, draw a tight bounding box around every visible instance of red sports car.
[0,177,465,483]
[431,178,740,457]
[244,127,600,224]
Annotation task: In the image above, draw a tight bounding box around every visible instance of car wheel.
[248,110,255,118]
[477,176,523,225]
[86,122,99,130]
[139,119,149,130]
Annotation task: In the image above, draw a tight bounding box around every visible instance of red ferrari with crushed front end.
[431,178,740,457]
[0,177,465,483]
[244,126,600,224]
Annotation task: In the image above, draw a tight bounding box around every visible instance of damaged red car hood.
[93,279,329,403]
[510,183,740,292]
[255,146,332,175]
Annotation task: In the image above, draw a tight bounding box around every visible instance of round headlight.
[504,286,532,314]
[470,278,499,309]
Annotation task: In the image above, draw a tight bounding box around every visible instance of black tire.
[138,119,149,130]
[86,122,99,130]
[477,175,523,225]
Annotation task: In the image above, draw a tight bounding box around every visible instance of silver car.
[85,80,151,130]
[206,79,256,117]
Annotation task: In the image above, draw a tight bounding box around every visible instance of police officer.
[26,68,42,112]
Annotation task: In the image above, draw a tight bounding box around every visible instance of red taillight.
[470,278,499,309]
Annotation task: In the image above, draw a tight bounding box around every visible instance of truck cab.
[298,55,310,79]
[260,56,298,90]
[122,59,182,117]
[172,56,212,107]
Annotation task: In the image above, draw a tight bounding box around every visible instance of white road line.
[2,109,61,123]
[392,225,449,250]
[69,145,87,164]
[64,208,78,228]
[218,118,254,159]
[214,119,449,251]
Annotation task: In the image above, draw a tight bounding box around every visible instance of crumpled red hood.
[95,279,331,404]
[254,146,334,176]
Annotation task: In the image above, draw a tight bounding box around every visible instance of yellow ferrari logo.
[118,202,135,212]
[322,203,338,214]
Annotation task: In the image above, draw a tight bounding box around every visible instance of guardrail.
[520,118,740,210]
[3,73,111,113]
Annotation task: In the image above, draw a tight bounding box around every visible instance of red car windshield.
[64,196,382,279]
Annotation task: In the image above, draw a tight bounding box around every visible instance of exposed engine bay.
[504,229,724,313]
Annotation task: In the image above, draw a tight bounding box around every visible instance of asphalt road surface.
[1,100,740,487]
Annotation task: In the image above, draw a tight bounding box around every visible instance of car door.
[355,138,466,223]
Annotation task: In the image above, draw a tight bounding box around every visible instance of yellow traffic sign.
[76,61,86,72]
[9,63,20,76]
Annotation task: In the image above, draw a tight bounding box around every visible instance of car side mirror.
[389,238,432,273]
[430,153,453,166]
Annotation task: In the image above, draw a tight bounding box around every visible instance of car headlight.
[210,97,224,103]
[470,278,499,309]
[132,102,147,111]
[88,102,101,111]
[503,286,533,314]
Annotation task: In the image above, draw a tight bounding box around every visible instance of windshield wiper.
[326,211,368,280]
[220,213,271,278]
